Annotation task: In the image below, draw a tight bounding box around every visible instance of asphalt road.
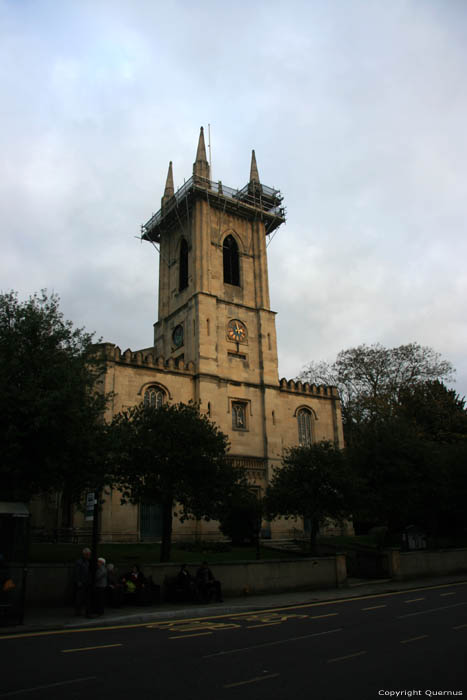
[1,581,466,699]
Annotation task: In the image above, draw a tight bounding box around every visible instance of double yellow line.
[1,579,466,642]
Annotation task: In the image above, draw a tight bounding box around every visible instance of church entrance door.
[140,503,162,541]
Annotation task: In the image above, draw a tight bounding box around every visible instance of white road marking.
[224,673,279,688]
[327,651,367,663]
[204,627,343,657]
[398,601,467,619]
[0,677,96,697]
[404,598,425,603]
[170,631,213,639]
[62,643,122,653]
[362,605,387,611]
[400,635,428,644]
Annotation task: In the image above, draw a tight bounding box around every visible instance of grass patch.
[29,542,300,565]
[426,535,467,550]
[317,535,378,549]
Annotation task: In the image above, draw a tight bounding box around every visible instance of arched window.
[144,387,165,409]
[179,238,188,291]
[297,408,313,446]
[223,235,240,286]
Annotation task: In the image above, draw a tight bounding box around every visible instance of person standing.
[94,557,108,615]
[73,547,91,616]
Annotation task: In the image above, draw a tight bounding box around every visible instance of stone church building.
[34,128,345,543]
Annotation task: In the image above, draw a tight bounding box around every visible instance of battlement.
[95,344,339,397]
[279,377,339,398]
[96,343,195,374]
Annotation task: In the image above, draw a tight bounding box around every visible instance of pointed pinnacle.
[161,161,174,208]
[164,161,174,198]
[195,126,208,163]
[250,149,260,184]
[193,126,210,181]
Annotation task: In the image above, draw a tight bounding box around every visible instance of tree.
[438,440,467,536]
[265,442,356,553]
[0,290,110,502]
[347,419,432,535]
[398,380,467,444]
[299,343,454,444]
[394,381,467,537]
[347,381,467,538]
[110,402,239,562]
[299,344,465,541]
[218,485,263,548]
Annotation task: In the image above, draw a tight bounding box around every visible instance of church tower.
[141,127,286,396]
[62,127,346,544]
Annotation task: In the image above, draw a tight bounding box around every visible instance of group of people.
[175,562,223,603]
[73,548,152,616]
[73,548,224,616]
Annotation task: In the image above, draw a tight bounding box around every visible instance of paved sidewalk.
[2,573,467,636]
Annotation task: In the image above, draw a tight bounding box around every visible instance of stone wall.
[21,550,467,605]
[23,556,346,605]
[400,548,467,579]
[385,548,467,580]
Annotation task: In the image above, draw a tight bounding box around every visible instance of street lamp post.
[90,488,100,588]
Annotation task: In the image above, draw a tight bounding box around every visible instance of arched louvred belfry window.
[179,238,188,291]
[223,235,240,286]
[297,408,313,446]
[144,387,165,409]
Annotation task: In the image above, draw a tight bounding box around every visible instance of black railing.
[142,176,285,239]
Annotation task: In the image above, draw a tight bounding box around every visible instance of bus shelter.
[0,502,30,626]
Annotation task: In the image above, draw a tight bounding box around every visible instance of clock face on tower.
[227,319,247,343]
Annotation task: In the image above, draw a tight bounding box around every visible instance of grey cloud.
[1,0,466,397]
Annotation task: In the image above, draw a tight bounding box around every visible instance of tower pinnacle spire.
[161,161,174,209]
[249,149,260,184]
[193,126,210,182]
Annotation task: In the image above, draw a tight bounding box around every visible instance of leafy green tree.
[0,290,110,502]
[218,485,263,547]
[265,442,356,552]
[347,420,432,535]
[299,344,464,541]
[398,380,467,444]
[348,381,467,538]
[110,402,238,562]
[438,440,467,537]
[299,343,454,444]
[397,381,467,537]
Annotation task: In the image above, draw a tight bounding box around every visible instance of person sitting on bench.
[195,561,223,603]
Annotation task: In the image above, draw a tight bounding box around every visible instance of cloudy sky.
[2,0,466,396]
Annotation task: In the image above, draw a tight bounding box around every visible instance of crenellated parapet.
[279,377,339,398]
[94,343,195,374]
